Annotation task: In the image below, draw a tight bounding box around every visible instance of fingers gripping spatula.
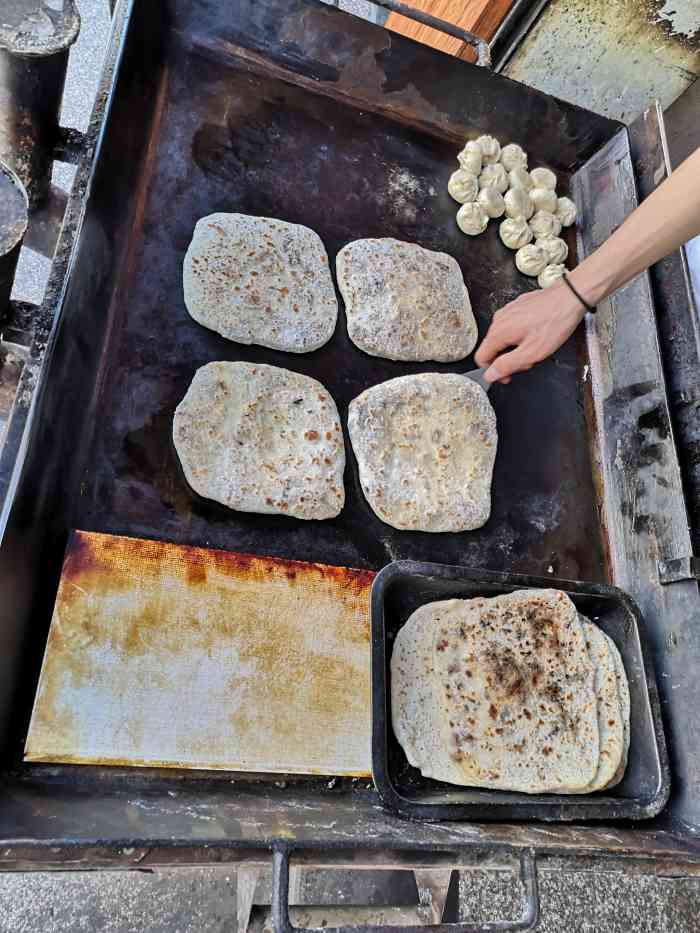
[465,367,492,393]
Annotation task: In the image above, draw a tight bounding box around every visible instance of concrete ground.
[3,1,700,930]
[1,865,700,932]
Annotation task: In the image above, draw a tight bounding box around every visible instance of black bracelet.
[562,273,596,314]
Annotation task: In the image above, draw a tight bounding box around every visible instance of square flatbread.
[336,238,477,362]
[173,362,345,520]
[348,373,496,532]
[392,590,601,794]
[183,213,337,352]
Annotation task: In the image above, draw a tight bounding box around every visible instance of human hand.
[474,284,587,384]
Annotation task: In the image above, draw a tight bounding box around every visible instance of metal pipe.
[0,1,80,208]
[0,160,28,321]
[370,0,491,66]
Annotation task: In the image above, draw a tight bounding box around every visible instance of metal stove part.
[0,160,28,318]
[270,848,540,933]
[2,0,700,883]
[658,556,700,586]
[628,101,700,557]
[0,0,81,207]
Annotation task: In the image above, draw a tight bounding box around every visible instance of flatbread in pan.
[431,590,599,793]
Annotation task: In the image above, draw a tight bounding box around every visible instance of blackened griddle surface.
[75,7,604,581]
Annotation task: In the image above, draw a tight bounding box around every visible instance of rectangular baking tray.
[371,560,670,821]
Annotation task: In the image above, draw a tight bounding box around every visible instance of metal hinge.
[658,556,700,584]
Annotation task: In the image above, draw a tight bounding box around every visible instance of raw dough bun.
[556,196,577,227]
[476,134,501,164]
[448,169,479,204]
[477,187,505,219]
[530,210,561,238]
[183,213,337,353]
[336,238,477,363]
[530,187,558,214]
[457,141,483,175]
[457,202,489,236]
[530,167,557,190]
[348,373,498,532]
[499,217,533,250]
[515,243,548,276]
[508,167,533,192]
[500,143,528,172]
[478,163,508,193]
[537,235,568,264]
[504,187,534,220]
[538,263,566,288]
[173,361,345,520]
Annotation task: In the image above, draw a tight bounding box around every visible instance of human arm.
[475,145,700,383]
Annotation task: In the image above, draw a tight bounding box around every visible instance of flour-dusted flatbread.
[431,590,600,793]
[183,213,337,353]
[173,362,345,520]
[604,633,631,788]
[391,604,465,784]
[348,373,497,532]
[578,620,624,792]
[336,239,477,363]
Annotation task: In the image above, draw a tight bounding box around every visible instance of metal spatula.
[465,367,492,392]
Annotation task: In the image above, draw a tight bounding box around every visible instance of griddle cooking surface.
[76,29,603,580]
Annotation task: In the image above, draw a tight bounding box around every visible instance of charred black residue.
[620,502,655,535]
[638,406,670,439]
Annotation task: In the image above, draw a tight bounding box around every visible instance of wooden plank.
[385,0,514,62]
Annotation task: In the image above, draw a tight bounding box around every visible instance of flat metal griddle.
[77,16,603,582]
[2,0,700,878]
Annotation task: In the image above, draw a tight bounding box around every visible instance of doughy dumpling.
[476,134,501,164]
[499,217,533,250]
[556,196,577,227]
[458,140,483,175]
[530,187,558,214]
[448,169,479,204]
[515,243,548,276]
[537,235,568,264]
[538,263,566,289]
[530,167,557,190]
[457,202,489,236]
[508,167,533,192]
[477,187,505,219]
[530,210,561,238]
[500,143,528,172]
[504,188,534,220]
[478,163,508,193]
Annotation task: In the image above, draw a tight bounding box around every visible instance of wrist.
[568,259,617,307]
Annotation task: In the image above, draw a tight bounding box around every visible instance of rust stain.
[26,531,374,775]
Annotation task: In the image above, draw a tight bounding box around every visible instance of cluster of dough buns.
[450,136,577,289]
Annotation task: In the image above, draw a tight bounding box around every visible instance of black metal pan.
[371,560,670,821]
